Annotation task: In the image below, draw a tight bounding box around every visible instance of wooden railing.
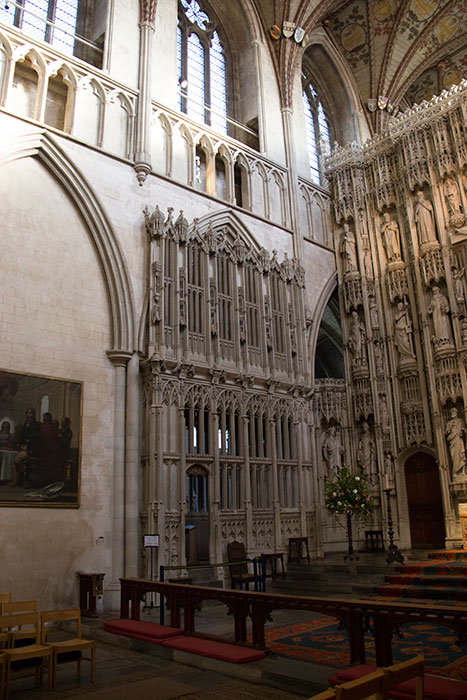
[119,577,467,666]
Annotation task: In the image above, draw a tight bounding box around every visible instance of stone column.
[269,418,281,550]
[252,40,267,154]
[179,407,187,566]
[124,352,140,577]
[281,107,301,258]
[134,1,157,184]
[211,411,221,565]
[106,350,132,609]
[242,414,253,551]
[295,419,307,536]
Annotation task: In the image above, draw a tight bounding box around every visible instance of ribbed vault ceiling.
[252,0,466,134]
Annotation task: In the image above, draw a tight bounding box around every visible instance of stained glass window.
[303,77,332,186]
[0,1,79,55]
[177,0,228,134]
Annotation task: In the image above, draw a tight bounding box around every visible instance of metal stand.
[384,488,404,565]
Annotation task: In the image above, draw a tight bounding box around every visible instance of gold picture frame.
[0,368,82,507]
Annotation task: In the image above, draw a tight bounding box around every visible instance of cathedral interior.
[0,0,466,618]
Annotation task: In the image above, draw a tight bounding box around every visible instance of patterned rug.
[263,617,467,680]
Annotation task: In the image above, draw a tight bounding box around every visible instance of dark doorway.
[186,465,209,564]
[404,452,445,548]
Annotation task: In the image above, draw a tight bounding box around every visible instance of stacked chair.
[0,593,95,698]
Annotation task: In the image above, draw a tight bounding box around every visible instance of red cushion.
[329,666,467,700]
[394,675,467,700]
[328,665,377,685]
[162,636,266,664]
[104,619,183,642]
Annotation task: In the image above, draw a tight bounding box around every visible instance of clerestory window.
[177,0,228,134]
[302,77,332,186]
[0,1,104,67]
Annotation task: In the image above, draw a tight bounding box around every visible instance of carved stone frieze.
[352,376,373,421]
[401,404,426,446]
[281,515,301,547]
[385,262,408,303]
[313,380,347,424]
[220,514,246,544]
[343,277,363,312]
[435,356,463,405]
[251,515,274,550]
[419,244,444,286]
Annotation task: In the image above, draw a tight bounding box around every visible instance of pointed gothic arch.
[0,129,135,352]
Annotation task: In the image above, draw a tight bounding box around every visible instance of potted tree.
[324,466,372,559]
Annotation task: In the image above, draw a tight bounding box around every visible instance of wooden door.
[404,452,445,548]
[186,466,209,564]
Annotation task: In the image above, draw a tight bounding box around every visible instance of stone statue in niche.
[445,407,467,482]
[394,301,416,360]
[444,176,462,216]
[357,421,377,480]
[321,425,344,476]
[452,266,466,314]
[383,452,395,490]
[340,223,358,275]
[380,394,390,431]
[414,190,437,245]
[380,212,401,262]
[428,286,452,344]
[369,296,379,328]
[374,340,384,374]
[363,248,373,278]
[348,311,367,367]
[461,318,467,346]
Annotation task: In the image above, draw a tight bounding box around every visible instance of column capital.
[107,350,133,367]
[140,0,158,25]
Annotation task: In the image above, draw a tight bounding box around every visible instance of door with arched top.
[186,465,209,564]
[404,452,445,548]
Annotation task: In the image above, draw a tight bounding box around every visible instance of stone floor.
[5,635,318,700]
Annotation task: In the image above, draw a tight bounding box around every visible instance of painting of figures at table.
[0,369,82,506]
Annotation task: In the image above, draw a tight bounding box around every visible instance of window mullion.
[45,0,57,43]
[204,36,210,125]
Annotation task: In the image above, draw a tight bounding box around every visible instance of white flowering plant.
[324,466,372,520]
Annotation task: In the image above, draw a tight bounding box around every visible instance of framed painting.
[0,368,82,507]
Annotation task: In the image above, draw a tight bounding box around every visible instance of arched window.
[302,77,332,186]
[177,0,228,134]
[0,1,104,67]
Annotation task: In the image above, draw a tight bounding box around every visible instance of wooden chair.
[0,612,52,699]
[0,594,11,643]
[0,594,11,611]
[41,607,95,690]
[2,600,37,647]
[227,541,255,590]
[0,653,5,699]
[335,669,387,700]
[384,655,424,700]
[308,690,336,700]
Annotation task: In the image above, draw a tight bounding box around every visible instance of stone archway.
[404,452,445,548]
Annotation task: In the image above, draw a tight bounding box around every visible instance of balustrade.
[119,578,467,667]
